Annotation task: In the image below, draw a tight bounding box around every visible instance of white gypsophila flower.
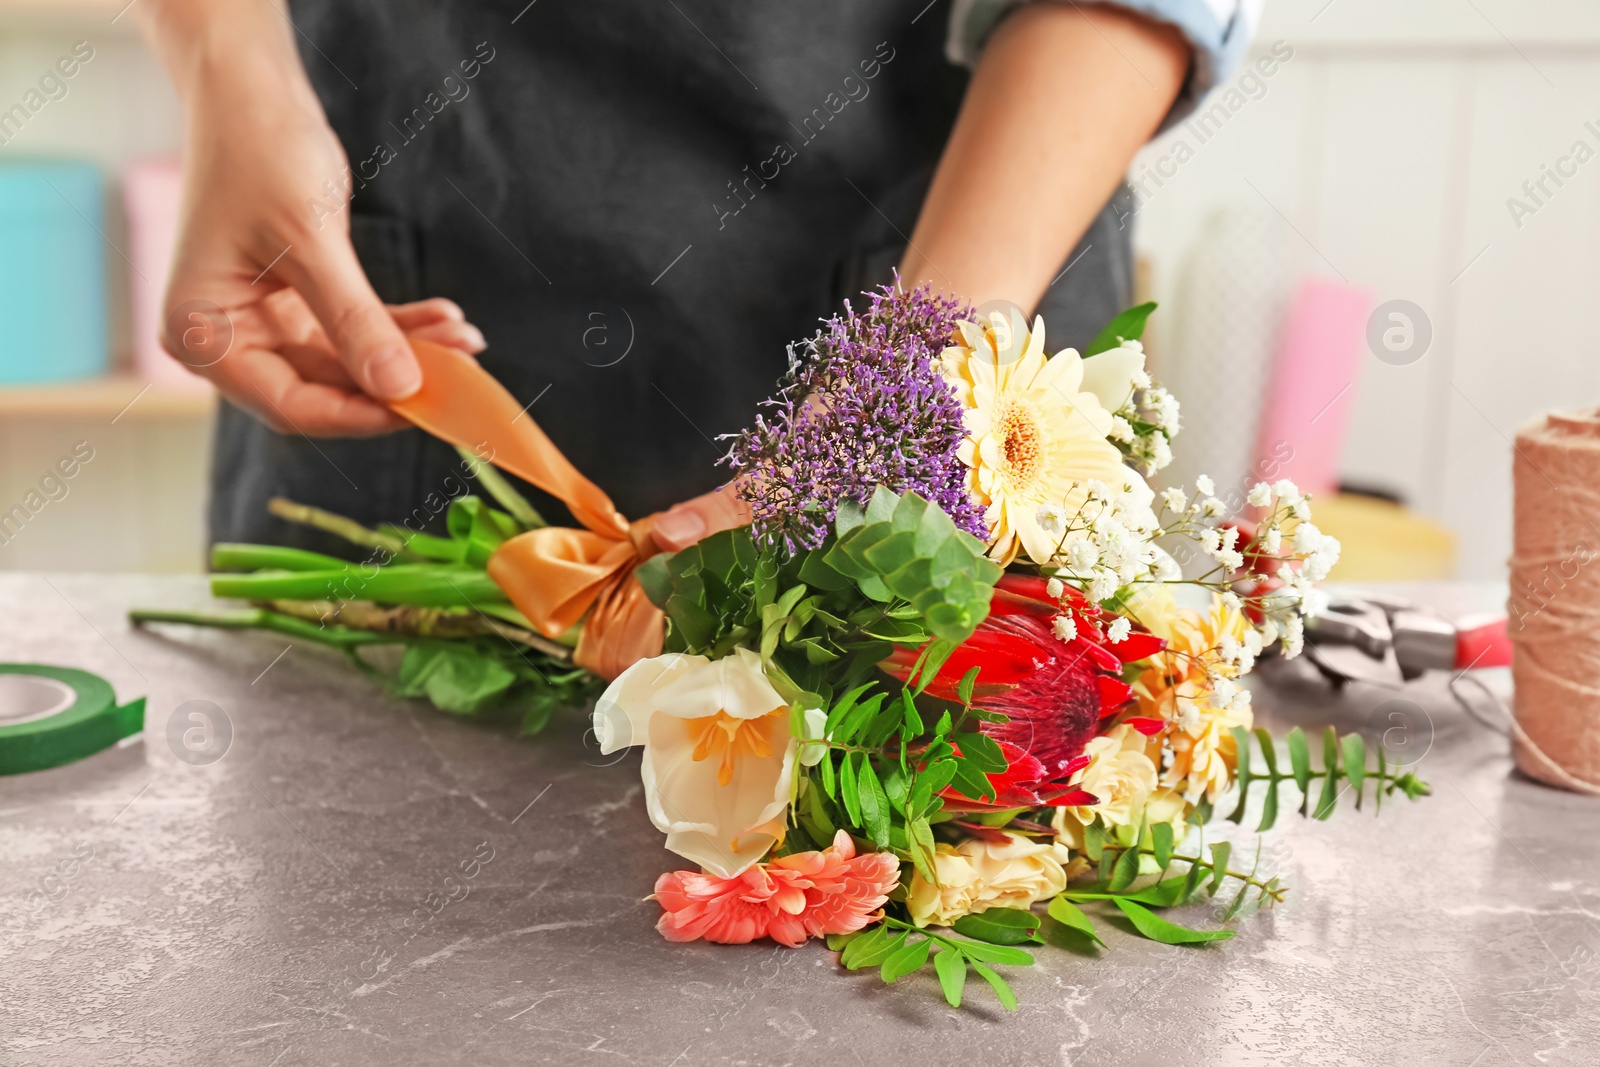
[1088,569,1119,603]
[1107,616,1132,644]
[1052,613,1078,642]
[1292,499,1311,521]
[1194,474,1216,496]
[1293,522,1324,554]
[1148,389,1180,433]
[1301,586,1331,619]
[1045,577,1065,599]
[1132,368,1152,390]
[1221,591,1242,611]
[1247,482,1273,508]
[1108,415,1134,443]
[1199,527,1222,553]
[1262,527,1282,554]
[1217,549,1244,572]
[1144,435,1173,474]
[1211,677,1239,709]
[1257,618,1280,645]
[1161,487,1187,514]
[1035,502,1067,539]
[1282,615,1305,658]
[1219,525,1240,551]
[1067,538,1099,573]
[1272,478,1300,503]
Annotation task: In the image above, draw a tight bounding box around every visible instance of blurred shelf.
[0,375,214,420]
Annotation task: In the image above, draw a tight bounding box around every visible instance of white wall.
[1132,0,1600,579]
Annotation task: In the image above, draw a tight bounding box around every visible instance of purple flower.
[721,282,986,552]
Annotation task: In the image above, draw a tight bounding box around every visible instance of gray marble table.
[2,576,1596,1066]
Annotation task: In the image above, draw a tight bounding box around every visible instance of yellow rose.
[1052,724,1160,845]
[907,833,1084,927]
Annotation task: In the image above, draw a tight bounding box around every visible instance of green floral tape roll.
[0,664,145,775]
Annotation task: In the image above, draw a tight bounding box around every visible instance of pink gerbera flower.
[653,831,901,948]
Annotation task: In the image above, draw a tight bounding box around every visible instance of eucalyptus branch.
[1227,724,1430,833]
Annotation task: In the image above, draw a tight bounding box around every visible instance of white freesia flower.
[594,648,797,878]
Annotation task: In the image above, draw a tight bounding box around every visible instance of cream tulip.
[594,647,798,878]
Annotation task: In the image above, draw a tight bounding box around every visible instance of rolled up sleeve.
[946,0,1263,131]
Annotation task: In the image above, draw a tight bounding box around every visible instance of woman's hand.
[140,0,480,436]
[900,3,1189,312]
[651,485,753,553]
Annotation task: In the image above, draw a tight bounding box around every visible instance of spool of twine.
[1510,408,1600,794]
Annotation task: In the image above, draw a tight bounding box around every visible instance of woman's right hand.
[139,0,482,436]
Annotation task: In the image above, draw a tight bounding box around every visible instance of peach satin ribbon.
[390,339,664,679]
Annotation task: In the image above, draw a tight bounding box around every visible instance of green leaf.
[1082,820,1107,862]
[826,930,862,952]
[968,960,1018,1012]
[1314,726,1341,819]
[956,666,980,708]
[952,907,1043,945]
[394,642,519,714]
[898,688,924,739]
[1343,732,1368,806]
[818,750,837,799]
[1084,301,1157,357]
[946,759,996,804]
[1207,841,1231,893]
[934,947,967,1007]
[1112,898,1235,944]
[857,758,893,848]
[840,752,863,826]
[949,939,1034,967]
[881,935,933,983]
[1259,778,1280,833]
[1178,858,1207,904]
[954,731,1007,774]
[1108,846,1141,892]
[1151,822,1174,869]
[1287,727,1312,797]
[842,926,902,970]
[1047,896,1104,946]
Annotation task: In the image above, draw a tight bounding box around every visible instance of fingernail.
[464,325,487,351]
[653,507,706,549]
[368,348,423,399]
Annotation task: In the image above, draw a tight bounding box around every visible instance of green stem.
[1067,849,1286,903]
[267,497,416,559]
[210,564,507,609]
[211,543,349,573]
[129,607,398,650]
[457,447,546,529]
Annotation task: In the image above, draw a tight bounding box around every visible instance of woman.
[136,0,1256,553]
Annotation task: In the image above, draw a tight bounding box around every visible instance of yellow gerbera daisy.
[940,307,1138,565]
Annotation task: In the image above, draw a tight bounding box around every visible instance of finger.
[276,237,422,401]
[407,319,486,354]
[388,298,467,330]
[651,485,753,552]
[205,342,411,437]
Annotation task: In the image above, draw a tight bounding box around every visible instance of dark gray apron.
[212,0,1133,553]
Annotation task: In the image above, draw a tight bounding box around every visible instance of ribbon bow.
[391,339,664,679]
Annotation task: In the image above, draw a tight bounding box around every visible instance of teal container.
[0,161,108,384]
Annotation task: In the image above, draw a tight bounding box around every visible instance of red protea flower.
[883,573,1165,810]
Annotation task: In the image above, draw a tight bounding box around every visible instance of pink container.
[123,158,210,391]
[1251,277,1372,496]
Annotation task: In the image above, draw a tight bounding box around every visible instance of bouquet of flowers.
[134,284,1427,1011]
